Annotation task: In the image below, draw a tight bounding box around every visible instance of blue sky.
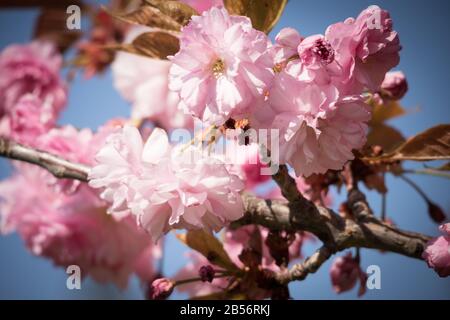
[0,1,449,299]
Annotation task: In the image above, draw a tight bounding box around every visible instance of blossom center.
[312,39,335,64]
[212,58,225,78]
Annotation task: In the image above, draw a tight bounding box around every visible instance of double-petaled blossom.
[269,67,371,176]
[89,126,245,241]
[330,252,367,296]
[422,223,450,277]
[221,142,271,189]
[5,94,54,145]
[0,125,160,289]
[169,7,274,125]
[0,41,66,128]
[263,6,399,177]
[112,27,193,131]
[325,5,401,93]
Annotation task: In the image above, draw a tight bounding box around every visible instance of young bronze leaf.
[109,5,182,31]
[370,100,407,125]
[145,0,199,26]
[34,8,82,53]
[366,123,406,153]
[177,230,240,272]
[131,31,180,59]
[223,0,287,33]
[366,124,450,162]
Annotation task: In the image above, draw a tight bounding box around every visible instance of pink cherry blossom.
[330,252,367,296]
[169,7,274,125]
[221,142,270,189]
[89,125,148,215]
[112,27,193,130]
[180,0,223,13]
[0,162,160,289]
[325,5,401,93]
[3,94,54,145]
[272,28,304,68]
[90,126,245,241]
[422,223,450,277]
[269,67,371,177]
[0,41,66,122]
[295,34,343,86]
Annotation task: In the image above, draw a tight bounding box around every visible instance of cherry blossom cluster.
[89,126,245,241]
[168,5,400,177]
[0,0,448,298]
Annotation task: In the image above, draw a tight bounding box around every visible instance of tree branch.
[0,137,90,181]
[276,246,333,284]
[0,137,432,278]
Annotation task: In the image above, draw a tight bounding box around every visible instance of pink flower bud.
[427,201,446,224]
[423,223,450,278]
[147,278,175,300]
[330,252,367,296]
[380,71,408,100]
[199,265,215,283]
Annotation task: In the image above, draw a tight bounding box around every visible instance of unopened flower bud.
[427,201,446,223]
[147,278,174,300]
[380,71,408,100]
[199,265,215,283]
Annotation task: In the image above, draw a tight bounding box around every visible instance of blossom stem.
[174,273,233,287]
[399,175,430,203]
[402,169,450,179]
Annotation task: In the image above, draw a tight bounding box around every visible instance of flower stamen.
[212,58,225,79]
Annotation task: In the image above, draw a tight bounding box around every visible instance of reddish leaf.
[223,0,287,33]
[370,100,407,125]
[365,124,450,162]
[108,5,182,31]
[145,0,199,26]
[34,8,82,53]
[366,123,406,153]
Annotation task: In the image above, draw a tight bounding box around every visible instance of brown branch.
[235,193,430,260]
[276,246,333,284]
[0,137,89,181]
[0,137,432,283]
